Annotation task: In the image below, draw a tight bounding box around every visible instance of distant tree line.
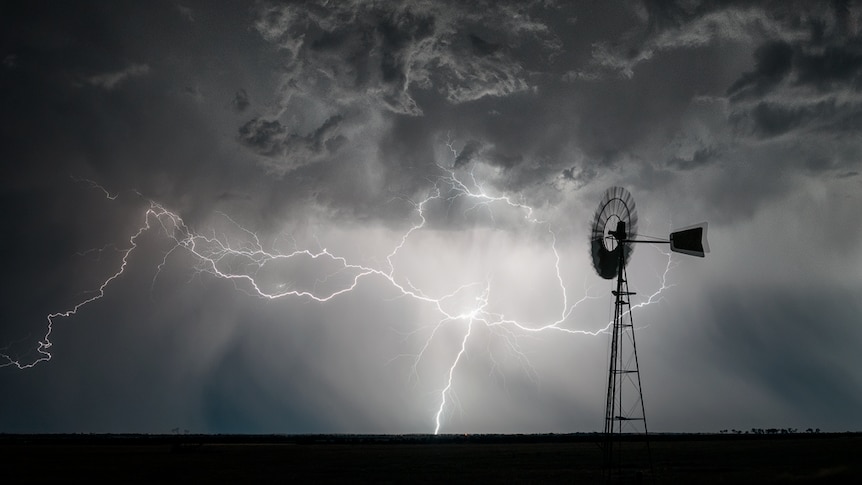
[718,428,821,435]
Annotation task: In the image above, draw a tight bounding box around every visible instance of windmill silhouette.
[589,187,708,482]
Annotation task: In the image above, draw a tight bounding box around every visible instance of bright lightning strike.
[1,146,675,434]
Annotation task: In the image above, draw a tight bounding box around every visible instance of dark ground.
[2,433,860,483]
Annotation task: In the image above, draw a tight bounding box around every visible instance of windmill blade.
[669,222,709,257]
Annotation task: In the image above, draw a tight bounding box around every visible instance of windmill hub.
[602,216,623,250]
[608,220,627,242]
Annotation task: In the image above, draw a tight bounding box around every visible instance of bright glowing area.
[1,156,675,433]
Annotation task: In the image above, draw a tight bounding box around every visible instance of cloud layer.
[1,0,861,434]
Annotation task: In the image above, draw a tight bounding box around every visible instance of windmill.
[589,187,708,482]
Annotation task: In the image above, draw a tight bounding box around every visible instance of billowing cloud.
[576,4,811,80]
[238,115,346,173]
[2,1,862,436]
[252,0,558,115]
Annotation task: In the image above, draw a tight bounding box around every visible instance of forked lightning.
[2,150,675,434]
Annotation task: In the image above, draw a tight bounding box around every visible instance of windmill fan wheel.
[590,186,638,280]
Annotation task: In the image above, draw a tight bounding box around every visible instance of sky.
[2,0,861,435]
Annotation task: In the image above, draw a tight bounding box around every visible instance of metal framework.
[602,221,654,483]
[590,188,707,483]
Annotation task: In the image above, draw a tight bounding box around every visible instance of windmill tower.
[589,187,708,482]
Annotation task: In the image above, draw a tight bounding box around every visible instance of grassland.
[2,433,859,483]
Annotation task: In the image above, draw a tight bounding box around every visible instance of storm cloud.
[1,1,861,435]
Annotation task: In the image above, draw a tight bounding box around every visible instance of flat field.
[2,433,859,483]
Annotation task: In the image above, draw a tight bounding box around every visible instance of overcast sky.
[2,0,861,434]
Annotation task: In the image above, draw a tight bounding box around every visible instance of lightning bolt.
[2,145,676,434]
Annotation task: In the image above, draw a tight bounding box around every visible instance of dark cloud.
[720,2,862,143]
[252,0,558,115]
[232,88,250,112]
[561,165,597,188]
[728,41,862,101]
[453,140,483,168]
[700,285,862,428]
[738,101,808,138]
[237,115,345,172]
[486,148,524,169]
[730,98,862,142]
[727,41,794,100]
[468,34,502,56]
[238,118,287,156]
[666,146,721,170]
[2,1,862,435]
[796,45,862,88]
